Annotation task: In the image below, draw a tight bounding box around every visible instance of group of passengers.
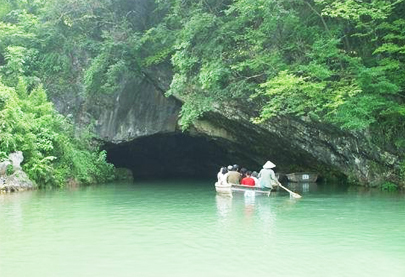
[217,161,279,190]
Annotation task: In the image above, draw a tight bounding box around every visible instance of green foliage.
[400,161,405,184]
[0,0,405,186]
[69,149,114,184]
[84,25,143,95]
[6,164,14,175]
[0,0,12,20]
[381,182,398,191]
[0,79,114,188]
[327,94,390,130]
[317,0,396,21]
[253,70,336,122]
[141,24,175,66]
[178,94,213,131]
[141,0,405,146]
[0,0,403,139]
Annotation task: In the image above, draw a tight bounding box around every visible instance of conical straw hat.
[263,161,276,169]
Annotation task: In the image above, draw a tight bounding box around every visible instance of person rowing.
[258,161,302,198]
[258,161,279,190]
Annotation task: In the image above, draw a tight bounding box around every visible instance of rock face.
[75,71,181,143]
[49,64,401,186]
[186,102,401,187]
[262,117,400,187]
[0,151,34,193]
[208,103,400,186]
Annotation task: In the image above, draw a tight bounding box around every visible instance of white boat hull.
[215,182,271,196]
[215,182,232,194]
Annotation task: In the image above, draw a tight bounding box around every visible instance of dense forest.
[0,0,404,187]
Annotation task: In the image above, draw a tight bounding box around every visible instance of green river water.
[0,180,404,277]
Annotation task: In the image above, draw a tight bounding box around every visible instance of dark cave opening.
[103,132,344,182]
[103,133,264,180]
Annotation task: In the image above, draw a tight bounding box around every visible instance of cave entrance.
[103,133,260,179]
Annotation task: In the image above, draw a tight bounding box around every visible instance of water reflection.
[243,191,256,218]
[215,190,277,236]
[0,191,34,232]
[243,190,255,204]
[215,194,233,219]
[287,182,318,193]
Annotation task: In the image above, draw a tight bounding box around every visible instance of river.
[0,180,404,277]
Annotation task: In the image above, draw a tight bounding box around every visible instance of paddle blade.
[291,193,302,199]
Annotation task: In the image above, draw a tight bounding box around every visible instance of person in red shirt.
[241,171,255,186]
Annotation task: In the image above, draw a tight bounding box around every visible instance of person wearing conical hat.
[258,161,279,189]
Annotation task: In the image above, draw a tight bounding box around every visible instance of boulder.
[0,151,34,193]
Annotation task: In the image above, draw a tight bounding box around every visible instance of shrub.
[0,79,114,188]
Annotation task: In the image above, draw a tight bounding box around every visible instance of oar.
[277,181,302,199]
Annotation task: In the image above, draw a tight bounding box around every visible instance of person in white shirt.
[217,166,229,185]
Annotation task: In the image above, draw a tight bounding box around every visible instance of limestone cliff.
[50,68,402,187]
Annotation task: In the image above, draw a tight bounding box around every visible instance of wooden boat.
[231,184,271,196]
[215,182,271,196]
[286,172,319,183]
[215,182,232,194]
